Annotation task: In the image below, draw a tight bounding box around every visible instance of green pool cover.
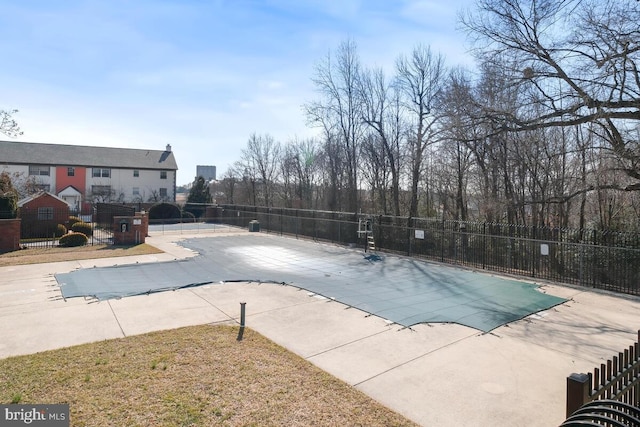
[56,234,566,332]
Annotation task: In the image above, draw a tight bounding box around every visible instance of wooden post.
[566,373,590,417]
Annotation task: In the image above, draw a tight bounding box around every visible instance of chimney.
[166,144,172,152]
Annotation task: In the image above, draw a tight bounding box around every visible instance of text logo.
[0,405,69,426]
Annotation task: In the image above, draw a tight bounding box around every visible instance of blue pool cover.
[56,234,566,332]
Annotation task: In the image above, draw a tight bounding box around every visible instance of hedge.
[59,232,88,247]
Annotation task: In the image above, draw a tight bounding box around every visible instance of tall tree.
[239,133,281,207]
[359,67,404,215]
[218,167,240,205]
[305,39,365,212]
[290,137,322,209]
[396,44,446,217]
[185,176,212,217]
[440,68,478,221]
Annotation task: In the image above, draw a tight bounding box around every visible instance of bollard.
[237,302,246,341]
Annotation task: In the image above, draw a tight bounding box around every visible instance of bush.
[71,221,93,236]
[68,216,81,225]
[55,224,67,238]
[149,203,181,221]
[0,172,18,219]
[0,196,18,219]
[59,232,88,247]
[181,211,196,223]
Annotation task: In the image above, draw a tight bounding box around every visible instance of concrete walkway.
[1,229,638,426]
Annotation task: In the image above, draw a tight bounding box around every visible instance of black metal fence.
[565,331,640,418]
[216,205,640,296]
[17,206,113,248]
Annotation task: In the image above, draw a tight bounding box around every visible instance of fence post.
[407,216,412,256]
[441,218,445,263]
[566,373,590,417]
[482,222,487,270]
[532,225,537,278]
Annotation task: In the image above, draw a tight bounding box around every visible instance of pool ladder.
[366,232,375,252]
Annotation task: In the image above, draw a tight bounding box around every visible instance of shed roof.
[0,140,178,170]
[18,191,71,208]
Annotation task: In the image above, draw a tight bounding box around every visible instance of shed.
[18,192,71,238]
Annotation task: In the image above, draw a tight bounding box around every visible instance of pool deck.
[1,228,638,426]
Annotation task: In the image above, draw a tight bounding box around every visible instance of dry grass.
[0,244,163,267]
[0,325,417,427]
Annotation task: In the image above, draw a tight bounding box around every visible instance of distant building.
[196,165,216,181]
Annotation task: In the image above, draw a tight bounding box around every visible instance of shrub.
[55,224,67,238]
[181,211,196,222]
[68,216,81,225]
[59,232,88,247]
[149,203,181,221]
[0,195,18,219]
[0,172,18,219]
[71,221,93,236]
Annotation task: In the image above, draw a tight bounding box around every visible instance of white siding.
[0,164,56,193]
[86,168,175,202]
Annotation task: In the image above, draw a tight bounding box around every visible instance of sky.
[1,0,477,185]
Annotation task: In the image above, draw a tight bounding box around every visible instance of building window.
[132,187,140,195]
[28,165,50,176]
[92,168,110,178]
[67,167,75,177]
[91,185,112,196]
[159,188,168,198]
[133,170,139,177]
[37,207,54,220]
[160,171,167,179]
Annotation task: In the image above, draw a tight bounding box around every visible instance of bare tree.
[359,67,405,215]
[279,144,298,208]
[218,167,240,205]
[462,0,640,191]
[239,133,281,207]
[4,171,41,198]
[0,110,22,138]
[324,132,348,211]
[396,44,446,218]
[440,68,479,220]
[293,137,323,209]
[360,132,391,213]
[305,39,365,212]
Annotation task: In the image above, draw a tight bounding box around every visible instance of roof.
[18,191,71,208]
[0,140,178,170]
[57,185,82,196]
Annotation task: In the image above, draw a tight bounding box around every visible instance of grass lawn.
[0,243,163,267]
[0,325,417,426]
[0,243,417,426]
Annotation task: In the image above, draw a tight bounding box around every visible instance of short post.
[566,373,591,417]
[236,302,246,341]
